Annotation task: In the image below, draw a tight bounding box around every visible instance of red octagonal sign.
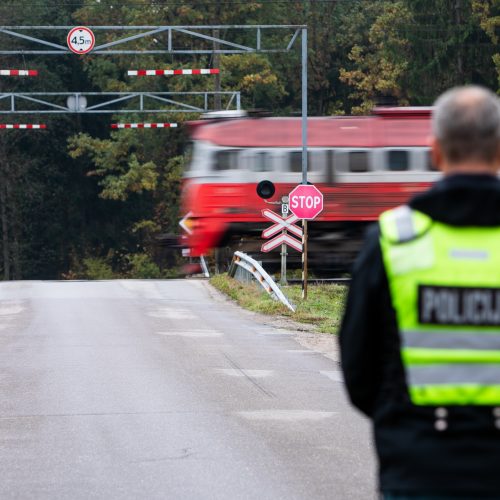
[289,184,324,220]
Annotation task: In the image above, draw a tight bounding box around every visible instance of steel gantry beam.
[0,91,241,114]
[0,24,308,182]
[0,25,304,55]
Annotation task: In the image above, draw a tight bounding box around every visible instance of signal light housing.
[256,180,276,200]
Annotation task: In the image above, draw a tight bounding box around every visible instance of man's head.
[431,85,500,174]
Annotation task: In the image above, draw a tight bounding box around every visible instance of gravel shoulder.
[203,280,340,363]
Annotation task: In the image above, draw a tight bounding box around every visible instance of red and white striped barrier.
[0,124,46,129]
[111,123,178,129]
[128,69,219,76]
[0,70,38,76]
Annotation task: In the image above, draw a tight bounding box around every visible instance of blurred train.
[180,107,440,273]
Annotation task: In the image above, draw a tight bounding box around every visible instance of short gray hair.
[432,85,500,164]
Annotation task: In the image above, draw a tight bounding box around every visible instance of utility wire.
[0,0,481,5]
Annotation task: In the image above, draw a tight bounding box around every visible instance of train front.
[179,114,261,261]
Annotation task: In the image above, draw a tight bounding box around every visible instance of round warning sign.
[67,26,95,55]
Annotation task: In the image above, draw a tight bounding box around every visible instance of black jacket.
[339,174,500,496]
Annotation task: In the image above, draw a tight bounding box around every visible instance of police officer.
[339,85,500,499]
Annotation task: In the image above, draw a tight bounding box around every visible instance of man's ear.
[430,137,445,172]
[495,145,500,170]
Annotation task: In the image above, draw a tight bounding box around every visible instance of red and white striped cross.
[261,233,303,253]
[261,209,303,239]
[260,209,303,253]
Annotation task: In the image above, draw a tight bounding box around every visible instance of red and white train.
[180,107,439,271]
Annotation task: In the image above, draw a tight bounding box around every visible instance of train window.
[253,152,272,172]
[215,150,240,170]
[427,150,438,171]
[289,151,310,172]
[348,151,369,172]
[388,150,409,171]
[290,151,302,172]
[326,150,335,183]
[310,150,325,173]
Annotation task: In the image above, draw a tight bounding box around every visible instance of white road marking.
[216,369,274,378]
[286,349,315,354]
[119,280,163,299]
[237,410,336,421]
[257,329,293,336]
[0,304,24,315]
[148,308,194,319]
[156,330,222,338]
[321,370,344,383]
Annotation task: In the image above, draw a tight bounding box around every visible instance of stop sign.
[289,184,324,220]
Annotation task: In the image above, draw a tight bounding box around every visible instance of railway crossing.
[258,183,324,295]
[1,22,313,292]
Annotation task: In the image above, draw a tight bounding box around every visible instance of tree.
[339,1,412,113]
[403,0,497,103]
[472,0,500,90]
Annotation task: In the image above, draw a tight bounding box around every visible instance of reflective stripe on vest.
[379,206,500,406]
[408,363,500,385]
[393,205,416,242]
[410,385,500,405]
[402,329,500,351]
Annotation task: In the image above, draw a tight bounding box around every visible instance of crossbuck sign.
[261,209,303,253]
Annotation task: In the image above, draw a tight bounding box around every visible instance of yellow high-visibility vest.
[379,205,500,405]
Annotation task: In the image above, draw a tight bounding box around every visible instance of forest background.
[0,0,498,280]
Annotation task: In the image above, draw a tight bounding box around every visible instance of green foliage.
[285,284,348,334]
[210,273,287,315]
[71,251,181,280]
[473,0,500,90]
[338,0,499,108]
[126,253,163,279]
[68,132,159,201]
[221,54,287,109]
[403,0,497,103]
[340,2,412,113]
[473,0,500,43]
[82,257,117,280]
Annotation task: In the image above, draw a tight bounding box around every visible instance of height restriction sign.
[67,27,95,54]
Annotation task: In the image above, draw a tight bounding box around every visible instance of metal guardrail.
[200,256,210,278]
[228,251,296,312]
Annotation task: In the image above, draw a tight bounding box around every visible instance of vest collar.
[410,174,500,227]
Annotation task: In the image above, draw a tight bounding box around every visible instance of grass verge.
[210,273,347,334]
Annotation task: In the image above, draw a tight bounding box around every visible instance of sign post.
[280,196,289,285]
[303,220,308,299]
[288,184,324,300]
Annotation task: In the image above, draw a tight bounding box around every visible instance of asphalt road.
[0,279,375,500]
